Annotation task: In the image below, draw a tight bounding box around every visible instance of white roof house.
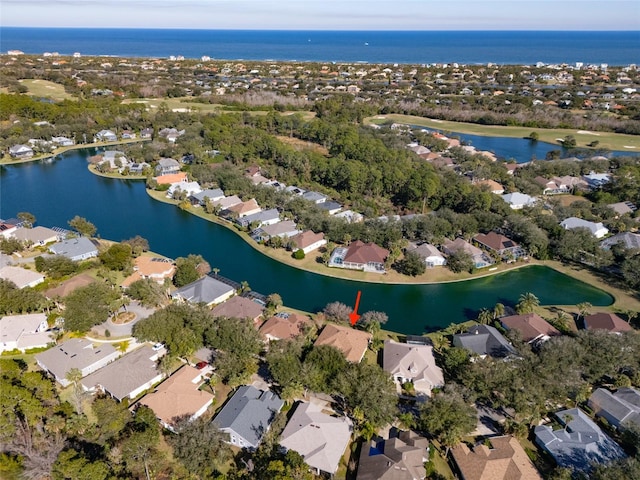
[560,217,609,238]
[49,237,99,261]
[0,313,54,353]
[383,339,444,399]
[501,192,538,210]
[171,275,235,307]
[0,266,45,289]
[167,181,202,199]
[279,401,353,475]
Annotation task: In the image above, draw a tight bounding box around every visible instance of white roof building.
[0,313,54,353]
[383,339,444,399]
[501,192,538,210]
[560,217,609,238]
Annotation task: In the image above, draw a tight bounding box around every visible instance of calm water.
[1,28,638,65]
[0,150,613,333]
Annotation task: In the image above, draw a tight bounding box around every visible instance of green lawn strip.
[19,79,77,101]
[365,114,640,151]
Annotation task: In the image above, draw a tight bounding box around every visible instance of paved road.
[91,301,156,338]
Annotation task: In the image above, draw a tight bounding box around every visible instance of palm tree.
[576,302,592,321]
[626,310,637,325]
[477,308,493,325]
[516,292,539,314]
[493,302,505,320]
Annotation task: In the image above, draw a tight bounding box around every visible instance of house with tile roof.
[451,435,542,480]
[588,387,640,430]
[226,198,261,218]
[453,325,516,359]
[279,401,353,476]
[500,313,561,344]
[442,238,493,269]
[473,232,526,261]
[0,221,17,238]
[45,273,95,299]
[338,240,389,273]
[211,195,243,210]
[210,296,265,324]
[405,242,446,267]
[583,312,633,333]
[81,345,165,401]
[11,226,60,246]
[0,313,54,353]
[290,230,327,255]
[251,220,300,242]
[357,429,429,480]
[154,172,188,185]
[121,256,176,288]
[383,339,444,399]
[475,179,505,195]
[534,408,626,474]
[35,338,120,387]
[259,313,312,341]
[171,275,236,307]
[214,385,284,450]
[314,323,372,363]
[138,365,213,430]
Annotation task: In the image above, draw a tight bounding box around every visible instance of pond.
[0,150,613,334]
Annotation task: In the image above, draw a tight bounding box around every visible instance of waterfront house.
[167,181,202,199]
[237,208,281,229]
[451,435,542,480]
[583,312,633,333]
[259,312,311,342]
[473,231,525,261]
[406,241,446,267]
[128,162,150,175]
[214,385,283,450]
[81,345,165,402]
[226,199,261,218]
[211,195,243,210]
[154,172,187,185]
[560,217,609,238]
[357,430,429,480]
[0,313,54,353]
[210,296,265,324]
[189,188,225,206]
[588,387,640,430]
[171,275,235,307]
[251,220,300,242]
[500,313,561,344]
[453,325,516,359]
[93,130,117,142]
[49,237,99,261]
[137,365,213,430]
[155,157,181,176]
[383,339,444,399]
[339,240,389,273]
[99,151,129,171]
[290,230,327,255]
[51,136,75,147]
[0,221,17,238]
[11,226,60,246]
[534,408,626,474]
[0,266,45,289]
[442,238,493,269]
[36,338,119,387]
[279,401,353,476]
[314,323,372,363]
[9,144,34,159]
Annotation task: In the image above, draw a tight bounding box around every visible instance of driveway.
[92,301,156,338]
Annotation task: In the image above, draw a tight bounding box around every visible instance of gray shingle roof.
[172,276,235,305]
[588,387,640,430]
[214,385,283,449]
[49,237,98,260]
[453,325,516,358]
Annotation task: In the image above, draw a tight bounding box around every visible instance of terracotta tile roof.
[210,296,264,322]
[451,436,542,480]
[584,313,633,333]
[291,230,325,250]
[474,232,519,252]
[259,313,311,341]
[228,198,260,215]
[45,273,95,298]
[155,172,187,185]
[500,313,561,343]
[343,240,389,266]
[314,323,372,363]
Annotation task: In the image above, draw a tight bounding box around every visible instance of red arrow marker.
[349,291,362,326]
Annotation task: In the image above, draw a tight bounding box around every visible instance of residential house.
[442,238,493,269]
[600,232,640,251]
[289,230,327,255]
[588,387,640,430]
[0,266,45,289]
[251,220,300,242]
[302,191,327,204]
[334,210,364,223]
[138,365,213,430]
[279,401,353,476]
[534,408,626,474]
[121,256,176,287]
[9,144,34,158]
[383,339,444,398]
[51,136,75,147]
[158,128,185,143]
[167,181,202,199]
[99,151,129,171]
[49,237,98,261]
[453,325,517,359]
[81,345,165,402]
[451,435,542,480]
[405,242,446,267]
[583,172,611,189]
[214,385,284,449]
[0,313,55,353]
[94,130,118,142]
[45,273,95,299]
[226,199,261,218]
[607,201,636,217]
[314,323,372,363]
[35,338,119,387]
[560,217,609,238]
[140,128,154,139]
[128,162,150,175]
[11,226,59,246]
[155,157,181,176]
[189,188,225,206]
[0,221,17,238]
[259,312,311,341]
[237,208,281,229]
[357,429,429,480]
[120,130,136,139]
[501,192,538,210]
[210,296,265,324]
[171,275,236,306]
[583,312,633,333]
[211,195,243,210]
[473,232,526,261]
[534,176,570,195]
[333,240,389,273]
[476,179,505,194]
[154,172,188,185]
[500,313,561,344]
[318,201,343,215]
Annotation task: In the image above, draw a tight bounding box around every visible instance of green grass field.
[18,79,77,102]
[366,114,640,152]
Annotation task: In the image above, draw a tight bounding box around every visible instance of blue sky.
[2,0,638,30]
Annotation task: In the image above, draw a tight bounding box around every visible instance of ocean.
[1,28,638,65]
